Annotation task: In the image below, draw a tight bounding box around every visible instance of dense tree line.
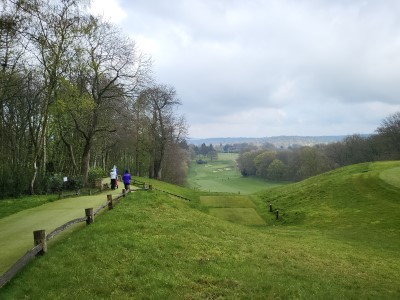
[237,112,400,181]
[190,143,218,162]
[0,0,188,197]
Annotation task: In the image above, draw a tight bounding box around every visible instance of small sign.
[63,177,68,182]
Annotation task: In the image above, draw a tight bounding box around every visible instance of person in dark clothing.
[122,169,131,190]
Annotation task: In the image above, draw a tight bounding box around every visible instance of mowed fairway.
[188,153,286,194]
[0,188,123,274]
[200,195,265,225]
[379,166,400,188]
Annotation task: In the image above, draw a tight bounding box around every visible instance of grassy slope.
[256,161,400,252]
[1,162,399,299]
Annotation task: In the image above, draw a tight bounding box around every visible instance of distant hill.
[188,135,350,148]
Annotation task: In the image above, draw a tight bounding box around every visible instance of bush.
[63,176,83,191]
[46,174,64,193]
[88,167,106,188]
[196,159,207,164]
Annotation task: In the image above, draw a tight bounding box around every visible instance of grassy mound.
[256,161,400,250]
[1,162,399,298]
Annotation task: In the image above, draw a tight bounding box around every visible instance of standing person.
[113,165,119,189]
[110,168,117,190]
[122,169,131,190]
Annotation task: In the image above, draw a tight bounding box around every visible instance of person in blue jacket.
[122,169,131,190]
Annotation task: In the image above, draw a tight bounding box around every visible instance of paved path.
[0,188,124,274]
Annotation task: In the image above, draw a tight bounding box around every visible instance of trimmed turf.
[209,208,266,225]
[379,166,400,188]
[1,180,399,299]
[0,188,123,274]
[200,195,255,208]
[1,161,399,298]
[200,195,265,225]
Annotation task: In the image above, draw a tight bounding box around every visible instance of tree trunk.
[60,134,78,174]
[81,139,92,186]
[30,161,37,195]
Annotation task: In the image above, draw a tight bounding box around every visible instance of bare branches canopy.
[0,0,188,196]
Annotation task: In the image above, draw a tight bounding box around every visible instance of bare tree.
[139,85,181,179]
[14,0,87,193]
[65,16,151,184]
[376,111,400,159]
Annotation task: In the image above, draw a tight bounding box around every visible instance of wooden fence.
[0,179,191,288]
[132,179,191,201]
[0,188,130,288]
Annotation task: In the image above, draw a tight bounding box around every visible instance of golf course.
[0,158,399,299]
[187,153,287,194]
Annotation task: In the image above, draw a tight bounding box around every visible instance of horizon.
[188,132,371,141]
[90,0,400,138]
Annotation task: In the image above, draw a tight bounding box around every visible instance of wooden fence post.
[275,210,279,220]
[85,208,94,224]
[107,194,113,210]
[33,230,47,255]
[149,184,153,190]
[269,204,273,212]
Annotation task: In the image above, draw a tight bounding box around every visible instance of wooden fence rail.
[0,189,129,288]
[0,244,43,288]
[132,179,191,201]
[46,217,87,241]
[152,187,191,201]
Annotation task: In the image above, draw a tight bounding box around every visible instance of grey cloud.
[114,0,400,137]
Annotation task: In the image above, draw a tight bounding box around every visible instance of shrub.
[46,174,64,193]
[88,167,106,188]
[63,176,83,191]
[196,159,207,164]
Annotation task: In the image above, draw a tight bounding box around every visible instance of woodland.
[1,1,399,199]
[236,112,400,181]
[0,0,189,197]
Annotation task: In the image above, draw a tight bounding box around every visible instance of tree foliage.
[237,112,400,182]
[0,0,188,197]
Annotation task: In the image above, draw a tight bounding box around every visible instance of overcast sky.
[90,0,400,138]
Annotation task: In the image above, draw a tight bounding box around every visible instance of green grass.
[0,188,123,275]
[0,195,58,219]
[379,166,400,188]
[208,208,266,225]
[1,161,400,298]
[256,161,400,251]
[200,195,265,225]
[200,195,256,208]
[188,153,286,194]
